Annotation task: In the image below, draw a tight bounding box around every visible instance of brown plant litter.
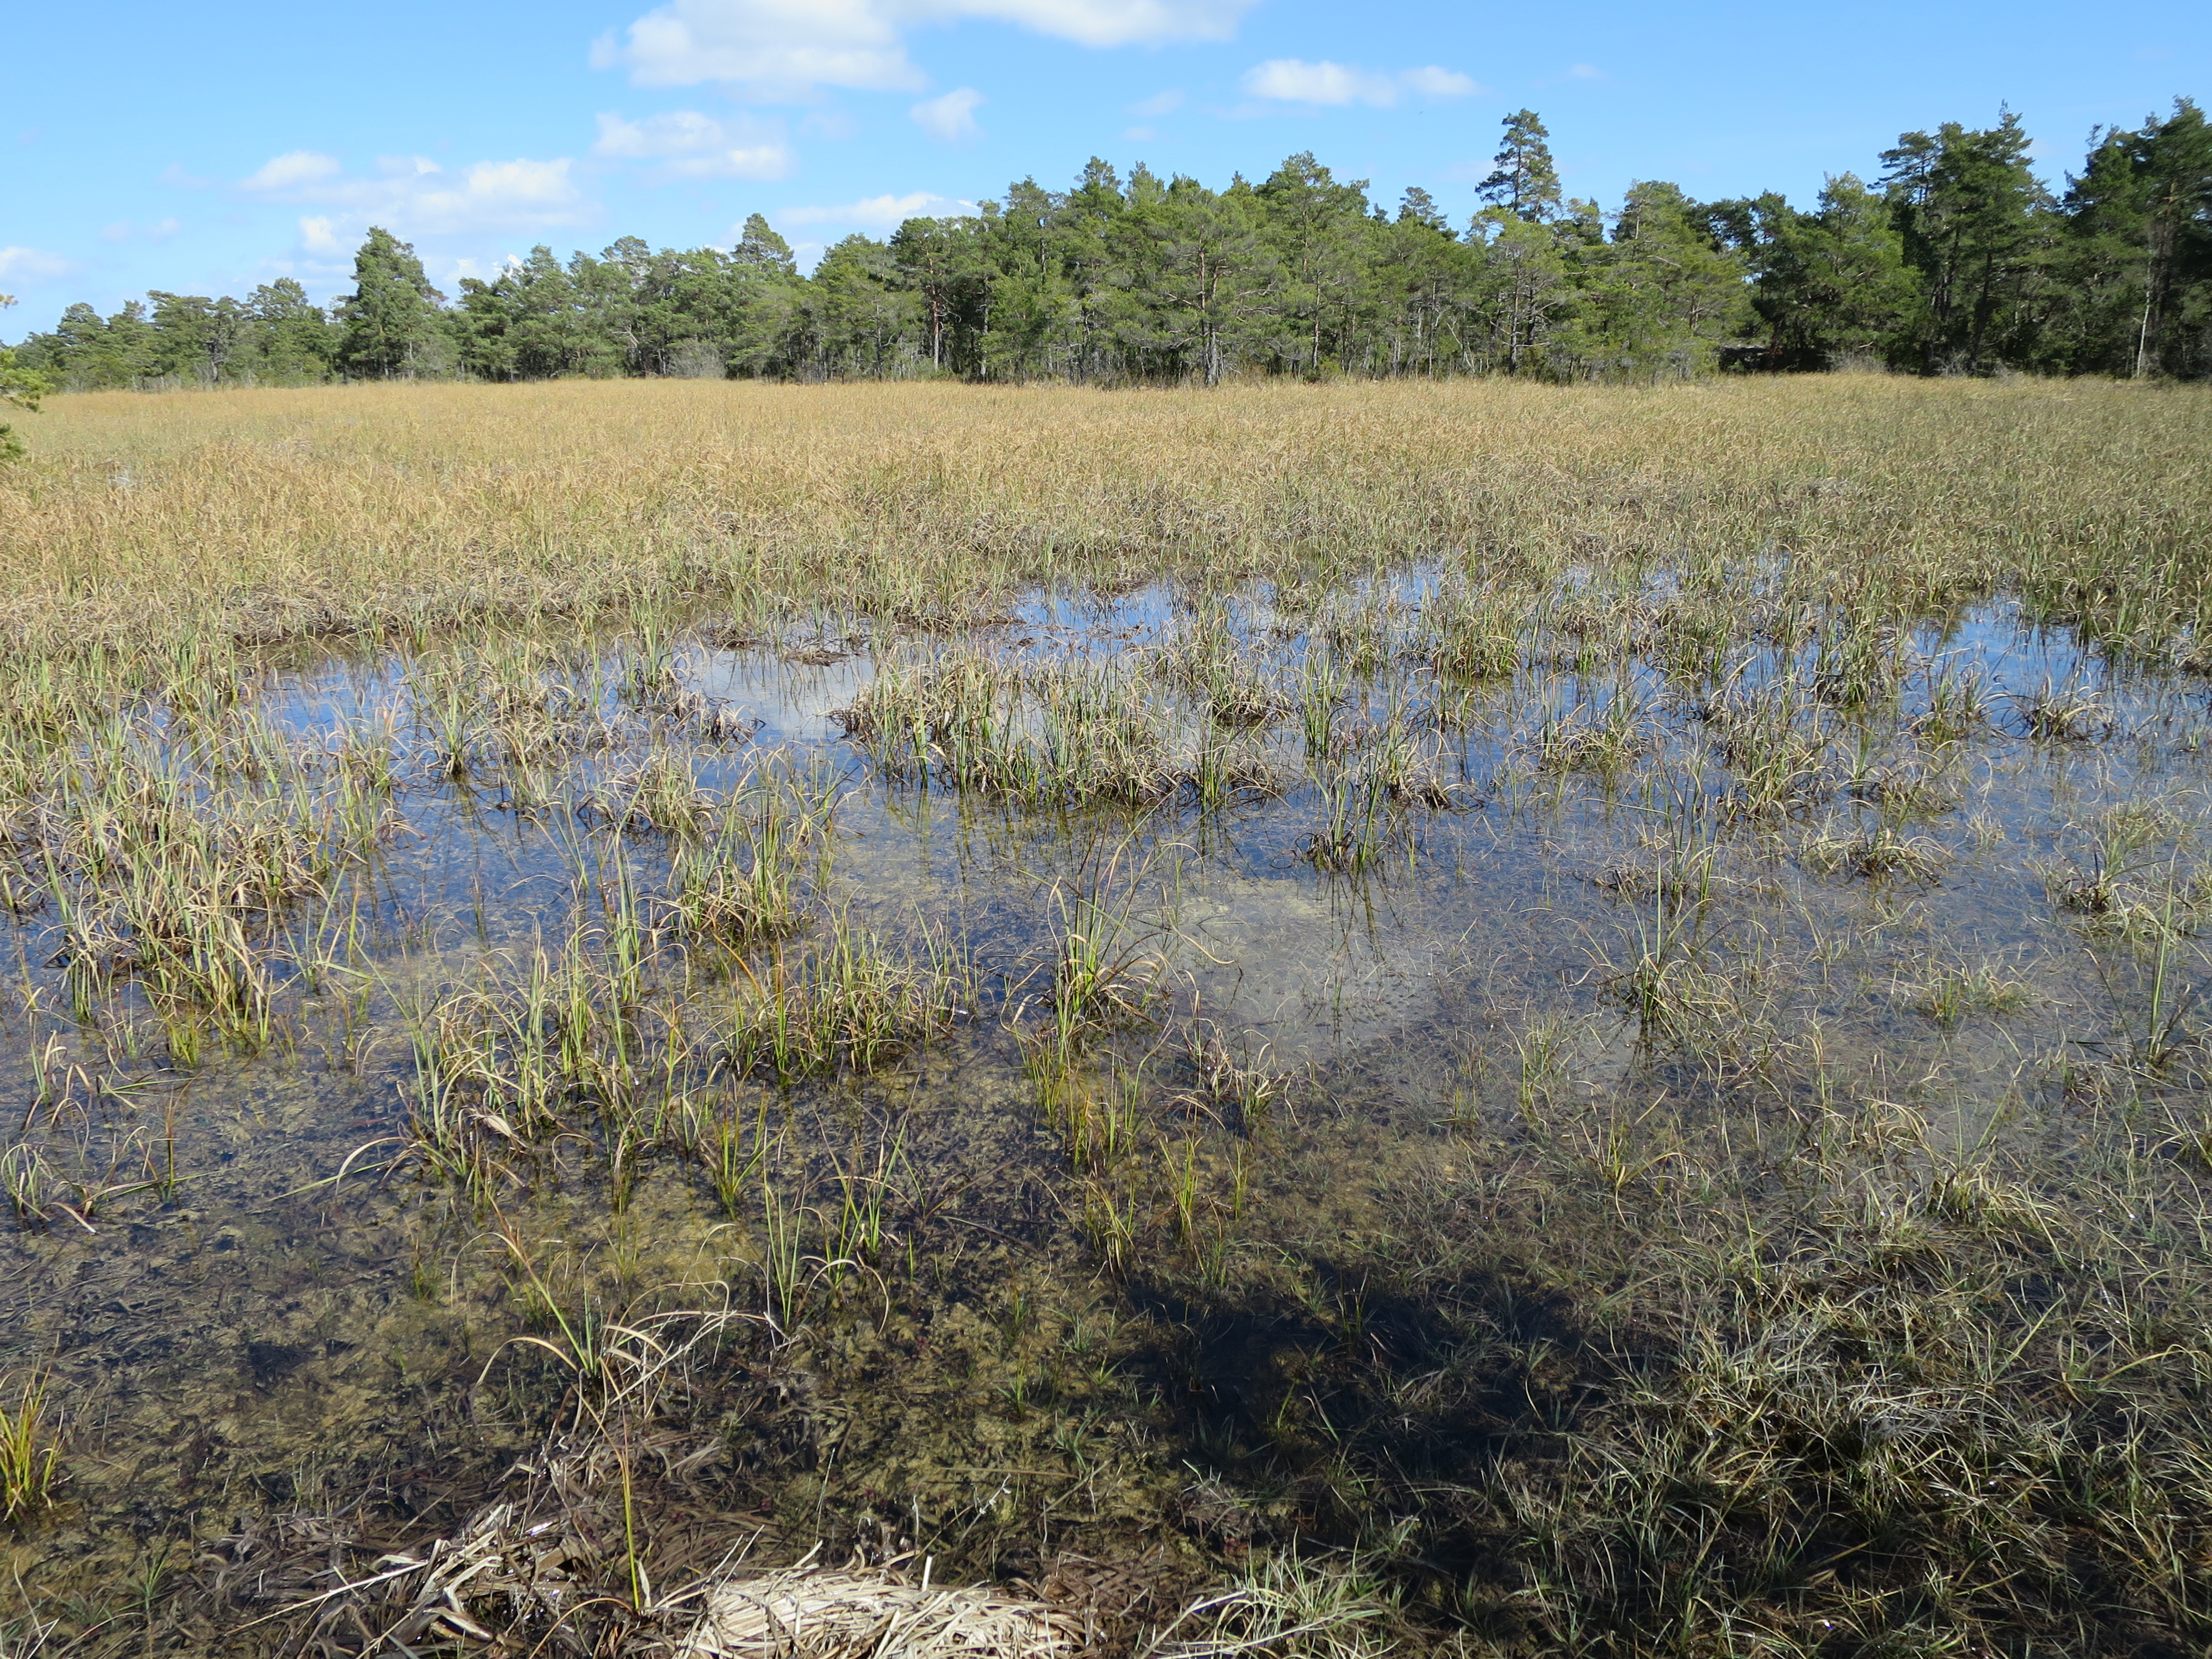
[675,1560,1081,1659]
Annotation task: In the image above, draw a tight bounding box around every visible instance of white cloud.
[600,0,1254,96]
[158,162,212,189]
[1567,62,1605,79]
[1241,58,1481,108]
[911,87,984,143]
[300,216,345,255]
[0,246,77,285]
[399,159,588,233]
[593,110,794,179]
[778,190,973,228]
[239,150,344,192]
[1243,60,1395,106]
[596,0,917,95]
[1402,65,1480,97]
[237,150,591,238]
[100,221,132,244]
[1126,88,1183,117]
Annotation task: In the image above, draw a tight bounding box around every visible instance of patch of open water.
[4,573,2209,1630]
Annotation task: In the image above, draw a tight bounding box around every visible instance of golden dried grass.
[0,375,2204,658]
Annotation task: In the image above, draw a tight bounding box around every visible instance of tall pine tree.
[1477,111,1563,223]
[1880,113,2051,373]
[338,228,448,379]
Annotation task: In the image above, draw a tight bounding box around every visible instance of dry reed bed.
[0,378,2206,658]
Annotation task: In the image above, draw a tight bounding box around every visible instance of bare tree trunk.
[2135,218,2172,379]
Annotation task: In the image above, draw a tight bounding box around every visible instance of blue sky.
[4,0,2208,330]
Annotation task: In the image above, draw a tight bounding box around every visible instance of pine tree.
[1059,158,1128,381]
[727,215,805,377]
[338,227,448,379]
[1477,111,1563,224]
[733,213,799,280]
[805,236,919,378]
[1259,152,1373,374]
[1725,177,1922,367]
[1566,182,1752,378]
[146,291,239,384]
[17,105,2212,387]
[1880,112,2052,373]
[1147,174,1273,385]
[0,294,55,462]
[1379,194,1480,374]
[243,280,340,382]
[1397,187,1451,232]
[891,216,989,372]
[2062,100,2212,377]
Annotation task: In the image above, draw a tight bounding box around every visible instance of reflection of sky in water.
[221,582,2212,1071]
[15,572,2212,1600]
[691,651,874,739]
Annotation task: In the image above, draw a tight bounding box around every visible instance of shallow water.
[5,570,2210,1640]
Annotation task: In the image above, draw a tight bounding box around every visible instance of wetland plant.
[1525,690,1653,777]
[1420,584,1521,684]
[2015,679,2112,741]
[722,916,971,1081]
[667,755,838,943]
[1912,657,1993,741]
[0,1369,61,1524]
[1902,957,2038,1027]
[1176,1025,1294,1134]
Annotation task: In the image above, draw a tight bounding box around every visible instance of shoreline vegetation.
[3,375,2212,1657]
[7,101,2212,397]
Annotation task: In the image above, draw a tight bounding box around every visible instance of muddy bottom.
[6,572,2212,1653]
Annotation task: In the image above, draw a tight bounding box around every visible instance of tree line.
[14,102,2212,389]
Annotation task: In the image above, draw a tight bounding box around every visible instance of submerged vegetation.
[1,375,2211,1656]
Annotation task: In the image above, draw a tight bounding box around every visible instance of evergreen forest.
[14,102,2212,388]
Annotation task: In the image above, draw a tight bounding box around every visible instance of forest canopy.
[14,101,2212,388]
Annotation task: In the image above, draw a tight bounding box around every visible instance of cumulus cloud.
[778,190,973,228]
[234,149,591,237]
[0,246,78,285]
[397,159,588,233]
[300,216,345,255]
[593,110,794,179]
[598,0,1254,96]
[910,87,984,143]
[239,150,344,192]
[1240,58,1481,108]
